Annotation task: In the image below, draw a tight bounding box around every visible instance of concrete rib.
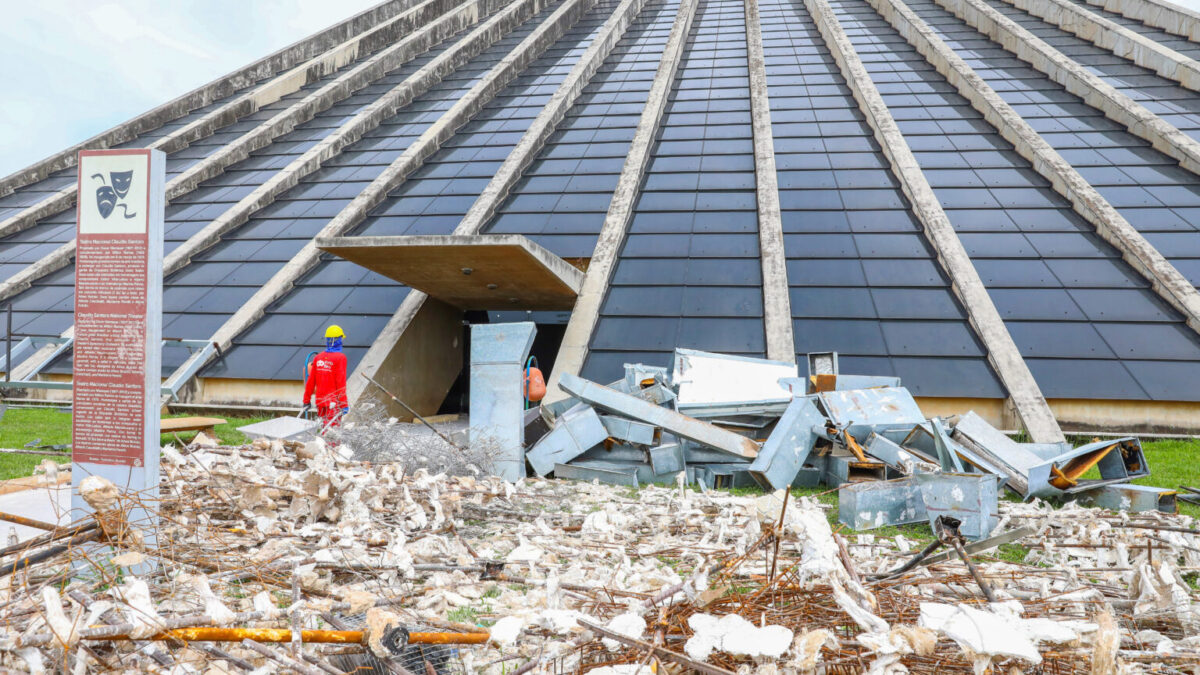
[349,0,652,405]
[0,0,422,198]
[870,0,1200,335]
[1080,0,1200,41]
[805,0,1065,442]
[1,0,527,379]
[165,0,597,396]
[934,0,1200,177]
[0,0,487,302]
[744,0,796,364]
[544,0,700,403]
[998,0,1200,92]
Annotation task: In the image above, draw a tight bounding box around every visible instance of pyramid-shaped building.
[3,0,1200,437]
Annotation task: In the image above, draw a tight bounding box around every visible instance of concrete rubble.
[0,348,1196,672]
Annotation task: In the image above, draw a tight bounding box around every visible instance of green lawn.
[0,406,273,479]
[0,406,1197,523]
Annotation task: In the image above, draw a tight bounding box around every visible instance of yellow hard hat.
[325,325,344,339]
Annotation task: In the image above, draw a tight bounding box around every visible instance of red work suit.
[303,350,348,429]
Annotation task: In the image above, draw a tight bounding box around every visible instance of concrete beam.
[998,0,1200,92]
[870,0,1200,333]
[744,0,796,363]
[353,294,465,421]
[0,242,74,305]
[165,0,594,396]
[3,0,528,380]
[1080,0,1200,41]
[456,0,649,234]
[316,233,584,309]
[545,0,700,402]
[349,0,650,406]
[805,0,1065,443]
[0,0,484,265]
[0,0,422,199]
[934,0,1200,177]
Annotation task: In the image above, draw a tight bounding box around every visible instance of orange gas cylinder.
[525,366,546,402]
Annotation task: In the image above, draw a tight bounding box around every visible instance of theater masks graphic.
[92,170,137,219]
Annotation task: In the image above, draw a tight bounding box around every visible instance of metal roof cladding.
[4,0,1200,417]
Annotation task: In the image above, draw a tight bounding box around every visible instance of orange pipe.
[93,627,490,645]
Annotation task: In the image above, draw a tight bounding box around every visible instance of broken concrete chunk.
[236,416,319,441]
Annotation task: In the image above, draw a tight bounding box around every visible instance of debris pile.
[530,348,1174,532]
[0,429,1195,673]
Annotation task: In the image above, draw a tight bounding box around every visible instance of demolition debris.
[0,347,1196,673]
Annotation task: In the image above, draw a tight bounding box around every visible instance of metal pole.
[5,304,11,382]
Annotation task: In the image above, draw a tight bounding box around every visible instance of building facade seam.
[934,0,1200,179]
[544,0,701,403]
[806,0,1065,443]
[997,0,1200,93]
[0,0,422,198]
[1080,0,1200,41]
[169,0,594,395]
[870,0,1200,338]
[349,0,653,405]
[744,0,797,364]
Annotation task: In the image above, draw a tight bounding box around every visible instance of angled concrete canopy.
[6,0,1200,433]
[316,234,583,310]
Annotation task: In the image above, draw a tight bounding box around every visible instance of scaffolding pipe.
[92,627,491,645]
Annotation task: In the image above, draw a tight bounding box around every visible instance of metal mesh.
[326,616,468,675]
[328,400,498,477]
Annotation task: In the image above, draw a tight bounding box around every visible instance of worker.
[303,325,349,430]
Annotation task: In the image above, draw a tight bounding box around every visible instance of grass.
[0,406,274,480]
[685,438,1200,563]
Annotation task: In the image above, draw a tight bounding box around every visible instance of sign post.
[71,149,165,545]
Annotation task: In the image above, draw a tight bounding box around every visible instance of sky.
[5,0,1200,178]
[0,1,380,178]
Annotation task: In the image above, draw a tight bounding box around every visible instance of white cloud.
[0,1,379,178]
[87,4,214,60]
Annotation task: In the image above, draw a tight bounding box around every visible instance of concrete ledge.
[348,294,464,419]
[871,0,1200,334]
[321,0,598,243]
[0,242,74,305]
[456,0,649,234]
[546,0,700,402]
[935,0,1200,176]
[999,0,1200,91]
[745,0,796,364]
[1,0,499,371]
[154,0,510,284]
[806,0,1064,442]
[317,234,584,309]
[349,0,648,408]
[164,0,589,394]
[0,0,465,246]
[1081,0,1200,41]
[0,0,422,198]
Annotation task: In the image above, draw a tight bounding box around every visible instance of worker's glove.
[341,406,350,417]
[300,403,311,417]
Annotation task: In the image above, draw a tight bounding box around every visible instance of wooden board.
[161,416,226,433]
[316,234,584,310]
